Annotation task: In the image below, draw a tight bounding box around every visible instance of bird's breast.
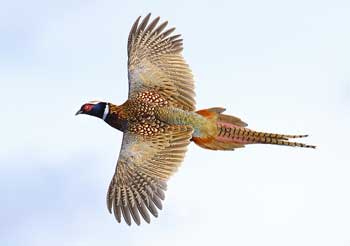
[105,112,128,132]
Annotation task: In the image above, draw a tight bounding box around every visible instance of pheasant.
[76,14,315,226]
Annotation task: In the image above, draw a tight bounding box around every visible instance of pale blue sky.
[1,0,350,245]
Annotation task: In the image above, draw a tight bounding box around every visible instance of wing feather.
[127,14,195,111]
[107,125,193,225]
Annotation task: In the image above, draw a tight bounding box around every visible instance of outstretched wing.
[127,14,196,111]
[106,125,193,225]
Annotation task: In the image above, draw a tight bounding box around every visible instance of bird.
[76,13,315,226]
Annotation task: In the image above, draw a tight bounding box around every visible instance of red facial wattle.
[83,104,93,112]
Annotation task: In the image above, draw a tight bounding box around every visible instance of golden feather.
[127,13,196,111]
[107,125,193,225]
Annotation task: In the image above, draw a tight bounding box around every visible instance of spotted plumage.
[76,14,315,226]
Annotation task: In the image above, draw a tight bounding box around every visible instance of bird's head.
[75,101,109,120]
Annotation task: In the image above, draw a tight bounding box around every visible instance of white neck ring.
[102,104,109,121]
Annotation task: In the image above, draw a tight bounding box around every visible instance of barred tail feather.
[216,125,316,149]
[193,107,316,150]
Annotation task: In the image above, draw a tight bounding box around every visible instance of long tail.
[192,107,316,150]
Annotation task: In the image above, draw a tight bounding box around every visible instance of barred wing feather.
[127,13,196,111]
[106,125,193,225]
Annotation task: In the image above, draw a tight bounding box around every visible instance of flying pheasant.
[76,14,315,226]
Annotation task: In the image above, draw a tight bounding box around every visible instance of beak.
[75,109,83,116]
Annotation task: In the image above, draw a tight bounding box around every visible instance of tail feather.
[258,137,316,148]
[202,107,248,127]
[193,108,316,150]
[216,127,316,148]
[192,136,245,150]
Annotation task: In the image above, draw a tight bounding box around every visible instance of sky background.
[1,0,350,245]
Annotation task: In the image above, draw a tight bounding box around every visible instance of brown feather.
[146,200,158,218]
[106,126,193,225]
[127,14,196,111]
[113,204,122,223]
[121,205,132,226]
[129,203,141,225]
[137,201,151,223]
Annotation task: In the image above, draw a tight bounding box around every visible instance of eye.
[83,104,93,112]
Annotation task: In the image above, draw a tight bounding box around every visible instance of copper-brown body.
[106,91,314,150]
[107,91,169,135]
[106,90,213,138]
